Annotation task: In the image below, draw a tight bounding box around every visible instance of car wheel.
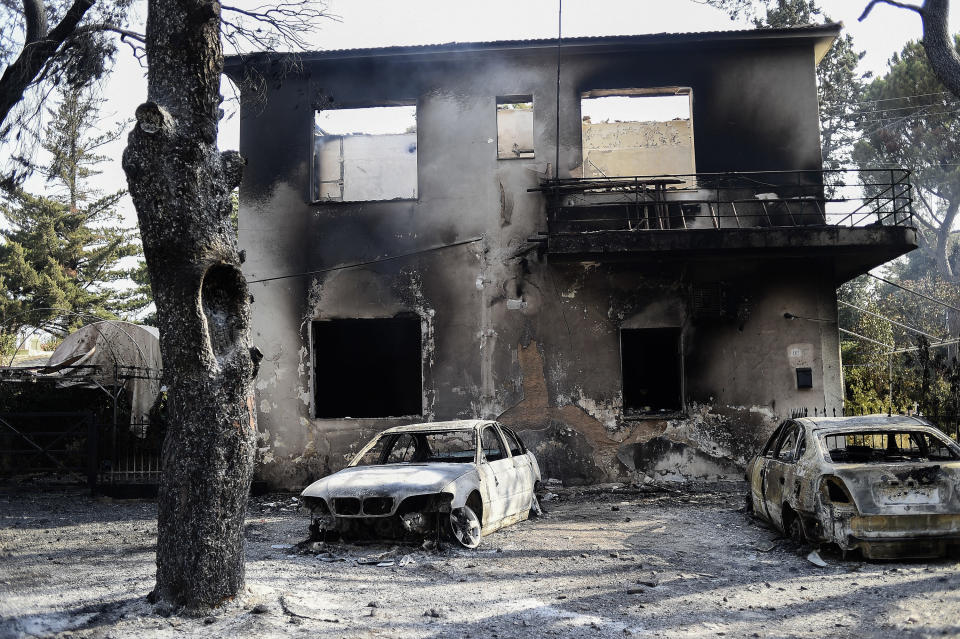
[448,505,482,549]
[786,511,806,544]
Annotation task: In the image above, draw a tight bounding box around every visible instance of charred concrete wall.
[233,32,846,490]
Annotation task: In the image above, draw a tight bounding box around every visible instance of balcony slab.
[546,225,917,283]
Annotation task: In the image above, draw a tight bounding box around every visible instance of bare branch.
[0,0,95,133]
[859,0,924,21]
[220,1,338,54]
[914,187,939,220]
[74,23,146,43]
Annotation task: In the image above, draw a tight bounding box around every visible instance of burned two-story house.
[226,24,917,490]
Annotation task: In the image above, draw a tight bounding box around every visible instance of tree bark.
[23,0,49,46]
[934,198,960,358]
[121,0,257,612]
[934,199,959,279]
[921,0,960,100]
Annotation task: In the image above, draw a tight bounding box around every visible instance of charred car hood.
[301,463,475,499]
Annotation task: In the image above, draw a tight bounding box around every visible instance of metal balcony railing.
[531,169,914,234]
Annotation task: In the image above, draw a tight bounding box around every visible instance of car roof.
[378,419,495,434]
[792,414,934,433]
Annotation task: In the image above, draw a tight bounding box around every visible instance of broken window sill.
[623,411,686,421]
[310,197,420,205]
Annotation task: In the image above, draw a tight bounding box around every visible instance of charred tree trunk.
[920,0,960,101]
[121,0,257,611]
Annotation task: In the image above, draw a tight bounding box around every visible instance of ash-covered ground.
[2,482,960,638]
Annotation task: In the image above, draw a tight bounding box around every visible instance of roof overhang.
[225,23,844,78]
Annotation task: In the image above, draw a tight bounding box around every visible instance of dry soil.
[2,482,960,638]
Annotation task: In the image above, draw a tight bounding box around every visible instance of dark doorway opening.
[312,317,422,418]
[621,327,682,414]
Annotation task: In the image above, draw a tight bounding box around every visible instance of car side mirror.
[780,452,794,463]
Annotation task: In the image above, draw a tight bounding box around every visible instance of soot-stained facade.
[227,25,917,490]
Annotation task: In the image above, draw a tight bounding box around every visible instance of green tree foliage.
[849,41,960,413]
[0,86,144,352]
[839,277,893,413]
[881,270,960,415]
[854,39,960,279]
[126,260,156,326]
[839,271,960,416]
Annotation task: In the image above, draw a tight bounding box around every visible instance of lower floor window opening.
[312,316,423,418]
[621,327,683,415]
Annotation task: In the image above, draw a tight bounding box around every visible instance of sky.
[22,0,960,226]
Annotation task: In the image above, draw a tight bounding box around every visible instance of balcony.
[531,169,918,281]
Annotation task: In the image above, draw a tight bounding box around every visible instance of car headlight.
[301,496,330,514]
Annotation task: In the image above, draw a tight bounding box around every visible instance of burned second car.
[748,415,960,559]
[300,420,541,548]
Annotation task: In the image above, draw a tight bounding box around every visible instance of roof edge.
[224,23,843,75]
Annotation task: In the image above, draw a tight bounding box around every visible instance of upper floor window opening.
[312,104,418,203]
[580,87,695,179]
[497,95,534,159]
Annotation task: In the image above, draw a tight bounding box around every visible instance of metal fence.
[0,412,97,486]
[533,168,914,234]
[0,364,163,492]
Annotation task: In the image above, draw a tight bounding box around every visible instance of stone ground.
[2,481,960,639]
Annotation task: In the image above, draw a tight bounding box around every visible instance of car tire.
[785,510,806,544]
[448,505,482,549]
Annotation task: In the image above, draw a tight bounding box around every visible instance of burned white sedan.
[748,415,960,559]
[300,420,541,548]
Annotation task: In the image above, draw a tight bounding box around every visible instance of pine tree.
[0,86,144,353]
[854,39,960,280]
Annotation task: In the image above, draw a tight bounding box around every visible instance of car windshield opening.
[354,430,477,466]
[822,430,959,464]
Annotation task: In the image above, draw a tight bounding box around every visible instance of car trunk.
[832,461,960,516]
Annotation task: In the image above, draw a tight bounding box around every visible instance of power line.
[868,273,960,313]
[888,337,960,355]
[857,108,960,123]
[821,90,955,107]
[848,102,960,118]
[247,236,484,285]
[839,327,892,349]
[839,299,945,340]
[860,104,934,138]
